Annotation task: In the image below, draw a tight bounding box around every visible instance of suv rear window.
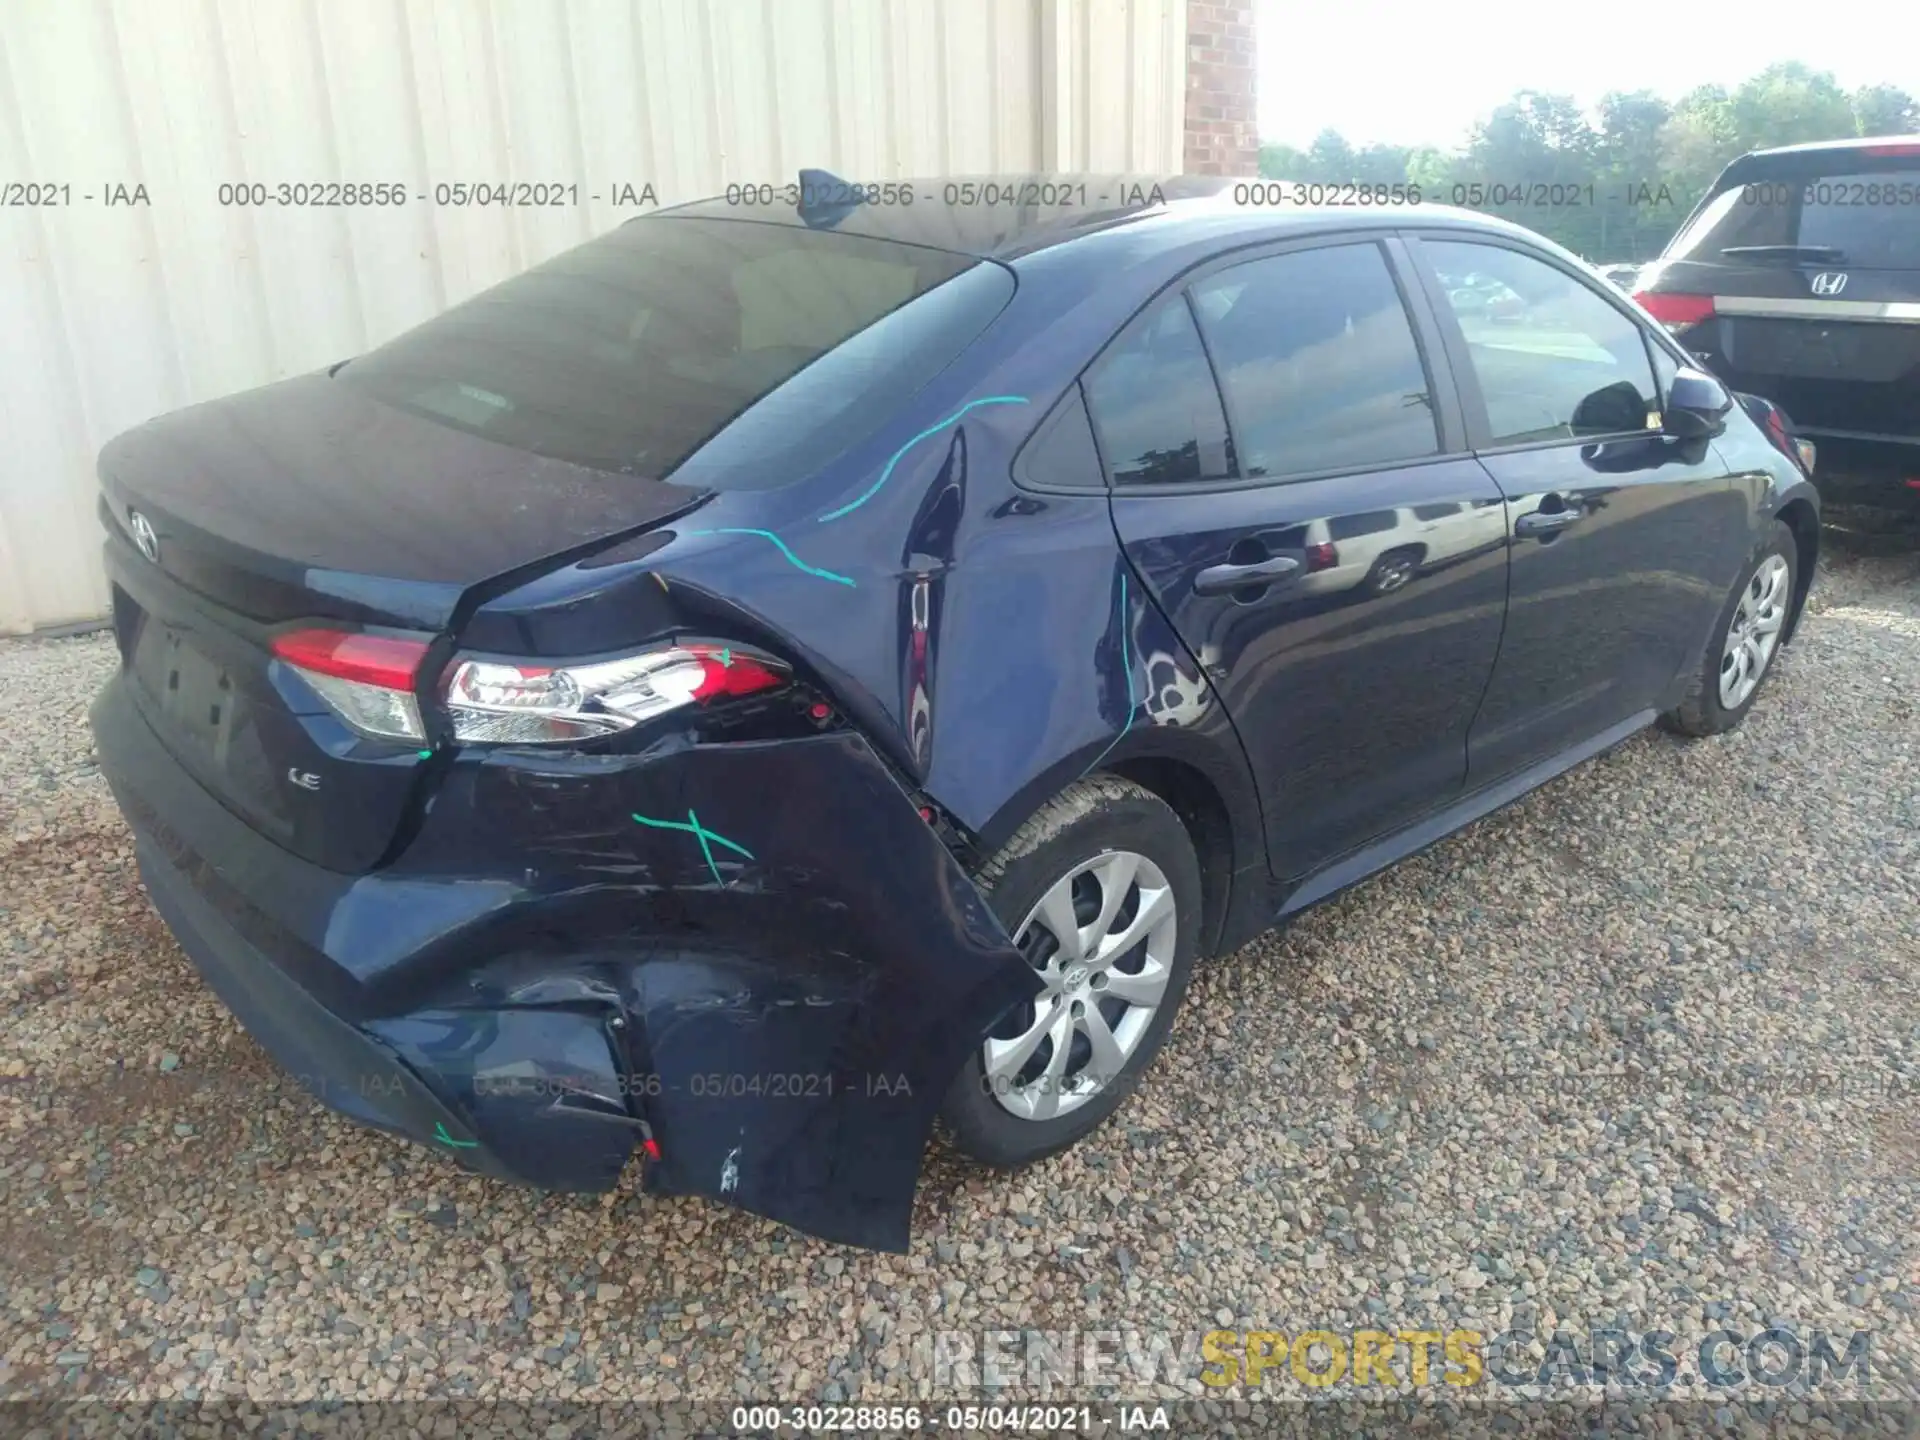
[1798,177,1918,269]
[1664,159,1920,271]
[337,218,1003,482]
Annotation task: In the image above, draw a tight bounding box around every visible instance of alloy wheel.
[984,849,1178,1121]
[1370,554,1415,594]
[1718,553,1790,710]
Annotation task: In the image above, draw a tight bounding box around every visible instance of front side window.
[1426,240,1660,446]
[1083,299,1234,486]
[1189,244,1439,478]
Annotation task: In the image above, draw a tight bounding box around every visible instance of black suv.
[1634,135,1920,511]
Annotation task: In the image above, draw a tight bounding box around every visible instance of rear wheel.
[941,776,1201,1168]
[1661,520,1798,738]
[1364,547,1421,595]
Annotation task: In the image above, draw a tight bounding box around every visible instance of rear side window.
[1189,244,1439,478]
[337,218,1001,483]
[1426,241,1659,446]
[1015,384,1104,490]
[1665,162,1920,271]
[1084,299,1234,486]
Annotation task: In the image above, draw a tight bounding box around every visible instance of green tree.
[1728,62,1856,150]
[1595,90,1671,185]
[1850,84,1920,136]
[1405,146,1458,195]
[1657,85,1740,215]
[1257,142,1309,179]
[1456,93,1604,253]
[1590,91,1675,259]
[1253,64,1916,261]
[1304,129,1359,179]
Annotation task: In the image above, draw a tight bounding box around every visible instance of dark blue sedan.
[88,174,1820,1251]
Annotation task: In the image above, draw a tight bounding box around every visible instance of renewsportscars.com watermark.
[908,1326,1875,1396]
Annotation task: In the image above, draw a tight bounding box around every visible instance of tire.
[941,775,1202,1169]
[1660,520,1798,738]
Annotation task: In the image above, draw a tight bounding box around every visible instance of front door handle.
[1514,506,1586,538]
[1194,554,1301,595]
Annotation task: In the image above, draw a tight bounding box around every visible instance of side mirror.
[1662,366,1733,440]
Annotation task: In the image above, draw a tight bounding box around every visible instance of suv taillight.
[1633,291,1715,332]
[273,629,786,745]
[1305,542,1339,573]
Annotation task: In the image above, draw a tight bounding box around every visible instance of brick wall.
[1183,0,1258,175]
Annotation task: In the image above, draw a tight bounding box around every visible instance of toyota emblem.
[129,510,159,563]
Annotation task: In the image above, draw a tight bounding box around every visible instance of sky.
[1256,0,1920,150]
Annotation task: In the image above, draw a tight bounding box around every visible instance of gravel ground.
[1,524,1915,1425]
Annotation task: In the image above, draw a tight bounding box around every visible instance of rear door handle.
[1514,507,1586,537]
[1193,555,1301,594]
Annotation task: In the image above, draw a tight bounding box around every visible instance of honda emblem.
[1809,272,1849,297]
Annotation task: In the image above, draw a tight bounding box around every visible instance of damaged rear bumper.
[91,676,1037,1251]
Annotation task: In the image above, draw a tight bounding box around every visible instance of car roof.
[1744,133,1920,159]
[644,172,1545,262]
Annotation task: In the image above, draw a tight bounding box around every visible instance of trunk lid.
[98,374,709,873]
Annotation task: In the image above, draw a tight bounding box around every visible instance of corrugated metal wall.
[0,0,1187,634]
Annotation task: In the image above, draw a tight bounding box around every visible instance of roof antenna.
[796,168,867,230]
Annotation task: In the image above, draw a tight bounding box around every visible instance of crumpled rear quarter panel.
[387,729,1040,1251]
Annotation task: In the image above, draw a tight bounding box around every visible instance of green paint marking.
[817,395,1030,523]
[688,807,722,886]
[683,527,855,587]
[631,809,755,887]
[417,749,433,759]
[434,1121,477,1149]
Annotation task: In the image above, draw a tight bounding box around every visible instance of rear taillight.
[1862,143,1920,157]
[274,630,788,747]
[441,644,787,744]
[272,628,430,742]
[1634,291,1715,331]
[1305,542,1339,573]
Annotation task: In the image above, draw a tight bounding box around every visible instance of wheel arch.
[969,734,1270,963]
[1773,492,1820,645]
[1103,754,1238,960]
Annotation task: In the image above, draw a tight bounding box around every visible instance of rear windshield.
[337,218,1008,482]
[1664,159,1920,271]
